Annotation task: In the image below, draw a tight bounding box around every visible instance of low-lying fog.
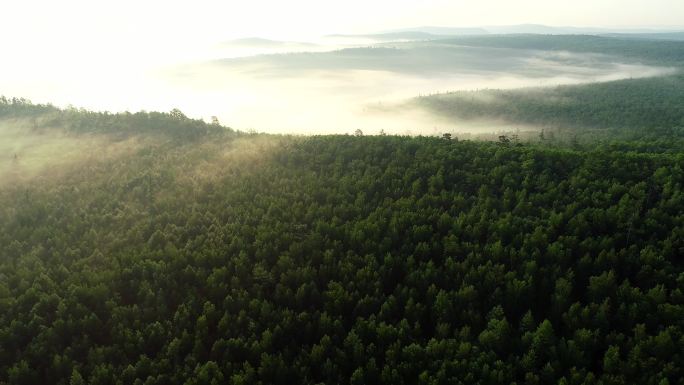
[0,119,145,184]
[0,37,676,135]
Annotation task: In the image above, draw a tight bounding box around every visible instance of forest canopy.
[0,101,682,384]
[412,73,684,146]
[0,97,227,140]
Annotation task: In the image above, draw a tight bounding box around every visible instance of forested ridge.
[414,74,684,143]
[1,102,683,385]
[434,34,684,65]
[410,34,684,145]
[0,97,224,140]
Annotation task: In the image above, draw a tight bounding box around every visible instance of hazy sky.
[0,0,682,133]
[1,0,683,45]
[1,0,682,66]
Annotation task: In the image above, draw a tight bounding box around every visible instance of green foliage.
[0,126,683,384]
[415,74,684,146]
[69,369,85,385]
[0,96,229,139]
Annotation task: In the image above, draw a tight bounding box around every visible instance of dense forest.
[0,97,223,140]
[413,74,684,144]
[1,101,683,384]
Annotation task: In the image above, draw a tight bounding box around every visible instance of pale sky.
[0,0,682,64]
[0,0,682,131]
[1,0,683,45]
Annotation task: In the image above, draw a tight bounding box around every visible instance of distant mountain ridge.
[221,37,318,48]
[327,31,453,41]
[230,26,684,50]
[379,26,489,36]
[600,32,684,41]
[372,24,684,39]
[482,24,683,35]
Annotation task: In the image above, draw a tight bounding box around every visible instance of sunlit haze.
[1,0,683,133]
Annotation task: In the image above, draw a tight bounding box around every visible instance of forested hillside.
[409,35,684,144]
[0,97,223,140]
[414,74,684,143]
[1,104,682,384]
[434,34,684,65]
